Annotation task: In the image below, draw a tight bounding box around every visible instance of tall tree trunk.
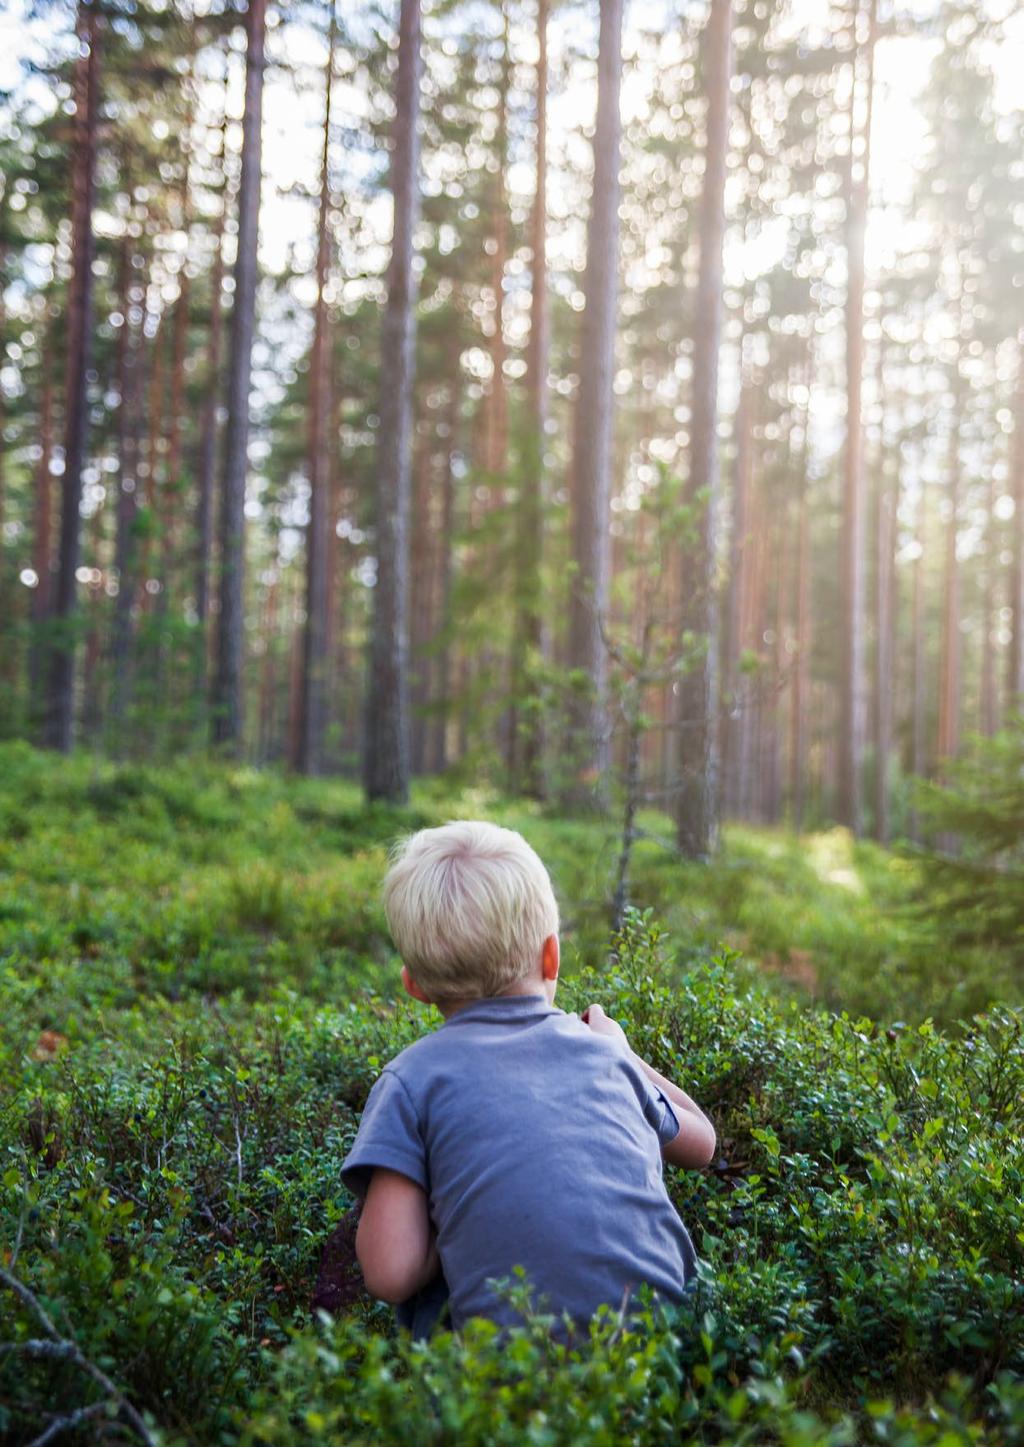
[739,474,764,820]
[0,230,6,587]
[510,0,549,797]
[489,12,513,773]
[763,514,787,824]
[873,419,896,843]
[723,370,752,818]
[296,5,335,776]
[0,222,9,699]
[45,0,99,752]
[564,0,625,807]
[212,0,267,754]
[161,162,193,620]
[326,360,348,766]
[29,356,56,732]
[790,450,811,831]
[80,499,105,745]
[363,0,422,804]
[195,62,231,681]
[980,468,997,736]
[908,515,926,843]
[676,0,732,857]
[110,231,146,748]
[430,371,461,775]
[485,4,510,487]
[837,0,876,833]
[786,361,811,829]
[153,177,193,744]
[409,433,433,776]
[1008,337,1024,707]
[257,573,279,763]
[937,395,961,764]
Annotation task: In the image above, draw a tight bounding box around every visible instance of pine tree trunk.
[873,440,895,843]
[296,6,335,776]
[29,357,55,734]
[326,355,345,742]
[908,519,926,843]
[0,224,9,697]
[510,0,549,797]
[80,501,105,745]
[676,0,732,857]
[0,232,6,583]
[212,0,267,754]
[1008,338,1024,707]
[723,372,752,818]
[161,169,192,620]
[257,574,279,763]
[564,0,625,807]
[486,5,510,489]
[430,372,460,775]
[110,234,146,748]
[937,397,961,763]
[739,477,764,820]
[45,0,99,752]
[195,64,230,668]
[763,515,787,824]
[790,456,811,831]
[980,469,997,736]
[363,0,422,804]
[409,436,433,776]
[837,0,876,834]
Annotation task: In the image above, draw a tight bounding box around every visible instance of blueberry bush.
[1,747,1022,1443]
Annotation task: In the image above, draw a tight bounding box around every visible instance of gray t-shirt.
[340,993,698,1329]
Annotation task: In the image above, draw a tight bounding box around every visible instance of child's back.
[342,992,697,1328]
[340,821,715,1331]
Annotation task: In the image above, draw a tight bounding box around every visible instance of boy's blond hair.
[382,821,560,1001]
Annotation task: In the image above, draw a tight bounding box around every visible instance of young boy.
[340,821,715,1332]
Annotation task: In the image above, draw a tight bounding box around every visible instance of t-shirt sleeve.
[634,1068,681,1147]
[340,1069,428,1199]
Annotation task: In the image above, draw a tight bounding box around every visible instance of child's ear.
[401,965,432,1004]
[541,934,560,982]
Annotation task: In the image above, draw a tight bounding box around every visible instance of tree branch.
[28,1401,109,1447]
[0,1265,158,1446]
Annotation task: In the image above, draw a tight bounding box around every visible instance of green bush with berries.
[1,748,1022,1443]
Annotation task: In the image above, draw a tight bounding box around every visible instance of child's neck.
[437,980,553,1020]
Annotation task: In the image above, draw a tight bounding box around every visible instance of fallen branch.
[0,1339,78,1362]
[28,1401,110,1447]
[0,1264,157,1446]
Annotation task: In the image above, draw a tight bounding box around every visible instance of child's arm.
[355,1168,440,1304]
[583,1004,717,1170]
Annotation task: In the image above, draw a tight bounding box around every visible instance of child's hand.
[581,1003,630,1051]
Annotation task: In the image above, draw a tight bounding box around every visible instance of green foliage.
[912,721,1024,963]
[1,754,1023,1442]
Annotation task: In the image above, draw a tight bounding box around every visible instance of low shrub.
[2,907,1022,1444]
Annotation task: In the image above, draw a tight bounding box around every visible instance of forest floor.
[2,742,1022,1444]
[0,739,1014,1031]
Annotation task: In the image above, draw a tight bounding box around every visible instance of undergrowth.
[1,747,1022,1443]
